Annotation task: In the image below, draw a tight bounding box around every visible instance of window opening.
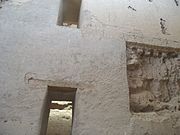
[57,0,82,28]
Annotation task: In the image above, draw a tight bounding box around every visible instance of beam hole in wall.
[40,86,77,135]
[126,42,180,113]
[57,0,82,28]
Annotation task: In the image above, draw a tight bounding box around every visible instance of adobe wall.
[80,0,180,44]
[0,0,179,135]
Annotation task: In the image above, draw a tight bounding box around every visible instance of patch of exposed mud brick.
[127,44,180,113]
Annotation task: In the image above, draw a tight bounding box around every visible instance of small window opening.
[57,0,82,28]
[40,86,77,135]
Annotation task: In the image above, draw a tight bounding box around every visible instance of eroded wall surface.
[127,44,180,113]
[127,44,180,135]
[0,0,180,135]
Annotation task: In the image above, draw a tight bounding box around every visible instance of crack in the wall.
[128,6,137,11]
[24,72,94,90]
[174,0,179,6]
[160,18,168,34]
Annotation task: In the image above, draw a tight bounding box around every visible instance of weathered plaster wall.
[0,0,180,135]
[127,44,180,135]
[127,45,180,113]
[80,0,180,43]
[0,1,130,134]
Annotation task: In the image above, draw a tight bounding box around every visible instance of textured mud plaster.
[0,0,32,9]
[80,0,180,42]
[1,0,180,134]
[127,43,180,135]
[0,31,130,135]
[127,43,180,113]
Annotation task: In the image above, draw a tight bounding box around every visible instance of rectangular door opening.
[40,86,77,135]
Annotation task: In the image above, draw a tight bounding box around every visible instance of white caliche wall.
[80,0,180,44]
[0,0,130,135]
[0,0,180,135]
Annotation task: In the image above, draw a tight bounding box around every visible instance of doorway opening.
[40,86,77,135]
